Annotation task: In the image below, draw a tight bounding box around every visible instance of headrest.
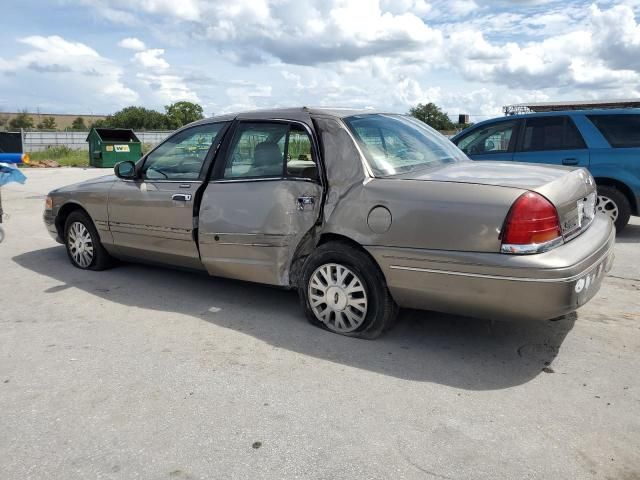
[254,142,282,167]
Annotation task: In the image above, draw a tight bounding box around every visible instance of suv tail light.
[501,192,563,254]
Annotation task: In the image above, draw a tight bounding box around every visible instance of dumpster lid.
[87,128,140,143]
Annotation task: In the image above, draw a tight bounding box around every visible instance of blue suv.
[451,109,640,230]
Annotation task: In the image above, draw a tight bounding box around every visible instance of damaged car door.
[107,122,228,268]
[198,120,323,285]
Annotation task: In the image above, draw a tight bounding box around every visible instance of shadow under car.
[13,246,576,391]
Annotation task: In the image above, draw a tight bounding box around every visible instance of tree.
[408,103,455,131]
[91,119,107,128]
[37,116,57,130]
[71,117,87,130]
[164,101,204,129]
[9,110,34,130]
[101,106,169,130]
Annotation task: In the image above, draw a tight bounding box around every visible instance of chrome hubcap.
[308,263,368,333]
[596,195,619,222]
[67,221,94,268]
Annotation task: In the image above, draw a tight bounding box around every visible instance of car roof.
[452,108,640,140]
[478,108,640,124]
[191,107,395,126]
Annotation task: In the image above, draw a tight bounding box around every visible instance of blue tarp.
[0,165,27,186]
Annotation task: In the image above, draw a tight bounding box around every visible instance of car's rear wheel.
[64,210,112,270]
[596,185,630,231]
[299,241,398,339]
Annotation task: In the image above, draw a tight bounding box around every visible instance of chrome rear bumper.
[367,214,615,321]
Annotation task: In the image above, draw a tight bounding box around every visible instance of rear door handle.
[172,193,192,202]
[297,196,315,210]
[562,158,579,165]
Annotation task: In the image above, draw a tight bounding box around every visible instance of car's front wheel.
[64,210,113,270]
[596,185,631,231]
[299,241,398,339]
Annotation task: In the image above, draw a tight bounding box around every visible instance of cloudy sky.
[1,0,639,120]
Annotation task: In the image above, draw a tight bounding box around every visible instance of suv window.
[143,123,226,180]
[520,116,585,151]
[456,121,516,155]
[224,122,318,180]
[588,114,640,148]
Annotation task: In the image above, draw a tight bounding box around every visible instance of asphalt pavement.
[1,168,639,479]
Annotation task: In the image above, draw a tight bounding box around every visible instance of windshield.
[344,114,468,176]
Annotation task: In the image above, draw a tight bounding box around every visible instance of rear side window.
[588,114,640,148]
[520,116,585,151]
[224,122,318,180]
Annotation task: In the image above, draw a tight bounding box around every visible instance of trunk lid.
[394,161,597,239]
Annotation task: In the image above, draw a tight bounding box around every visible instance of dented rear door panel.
[198,179,322,285]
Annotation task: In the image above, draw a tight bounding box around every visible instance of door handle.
[172,193,192,202]
[297,196,315,211]
[562,158,579,165]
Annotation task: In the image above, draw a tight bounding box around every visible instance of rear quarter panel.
[323,178,524,252]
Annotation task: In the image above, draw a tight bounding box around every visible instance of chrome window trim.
[119,179,199,184]
[209,176,319,184]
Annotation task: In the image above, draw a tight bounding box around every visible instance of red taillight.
[501,192,561,247]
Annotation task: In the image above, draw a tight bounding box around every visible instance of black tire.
[298,241,398,339]
[64,210,113,270]
[596,185,631,231]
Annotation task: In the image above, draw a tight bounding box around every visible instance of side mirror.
[114,161,136,179]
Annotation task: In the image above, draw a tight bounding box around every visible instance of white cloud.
[136,72,200,103]
[448,0,479,16]
[78,0,202,22]
[444,5,640,96]
[133,0,202,21]
[590,3,640,70]
[129,46,199,104]
[118,37,146,50]
[1,35,138,106]
[7,1,640,117]
[133,48,170,70]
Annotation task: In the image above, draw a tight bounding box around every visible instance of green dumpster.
[86,128,142,168]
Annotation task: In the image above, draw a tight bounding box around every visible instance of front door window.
[142,123,227,180]
[457,121,517,155]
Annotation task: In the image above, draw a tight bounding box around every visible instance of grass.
[27,146,89,167]
[23,143,155,168]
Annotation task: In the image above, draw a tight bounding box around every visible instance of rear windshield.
[344,114,468,176]
[588,114,640,148]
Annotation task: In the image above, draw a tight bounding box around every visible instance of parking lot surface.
[1,168,639,480]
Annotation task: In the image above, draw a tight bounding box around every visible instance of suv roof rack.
[503,99,640,116]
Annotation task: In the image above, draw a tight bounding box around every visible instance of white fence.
[20,130,173,152]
